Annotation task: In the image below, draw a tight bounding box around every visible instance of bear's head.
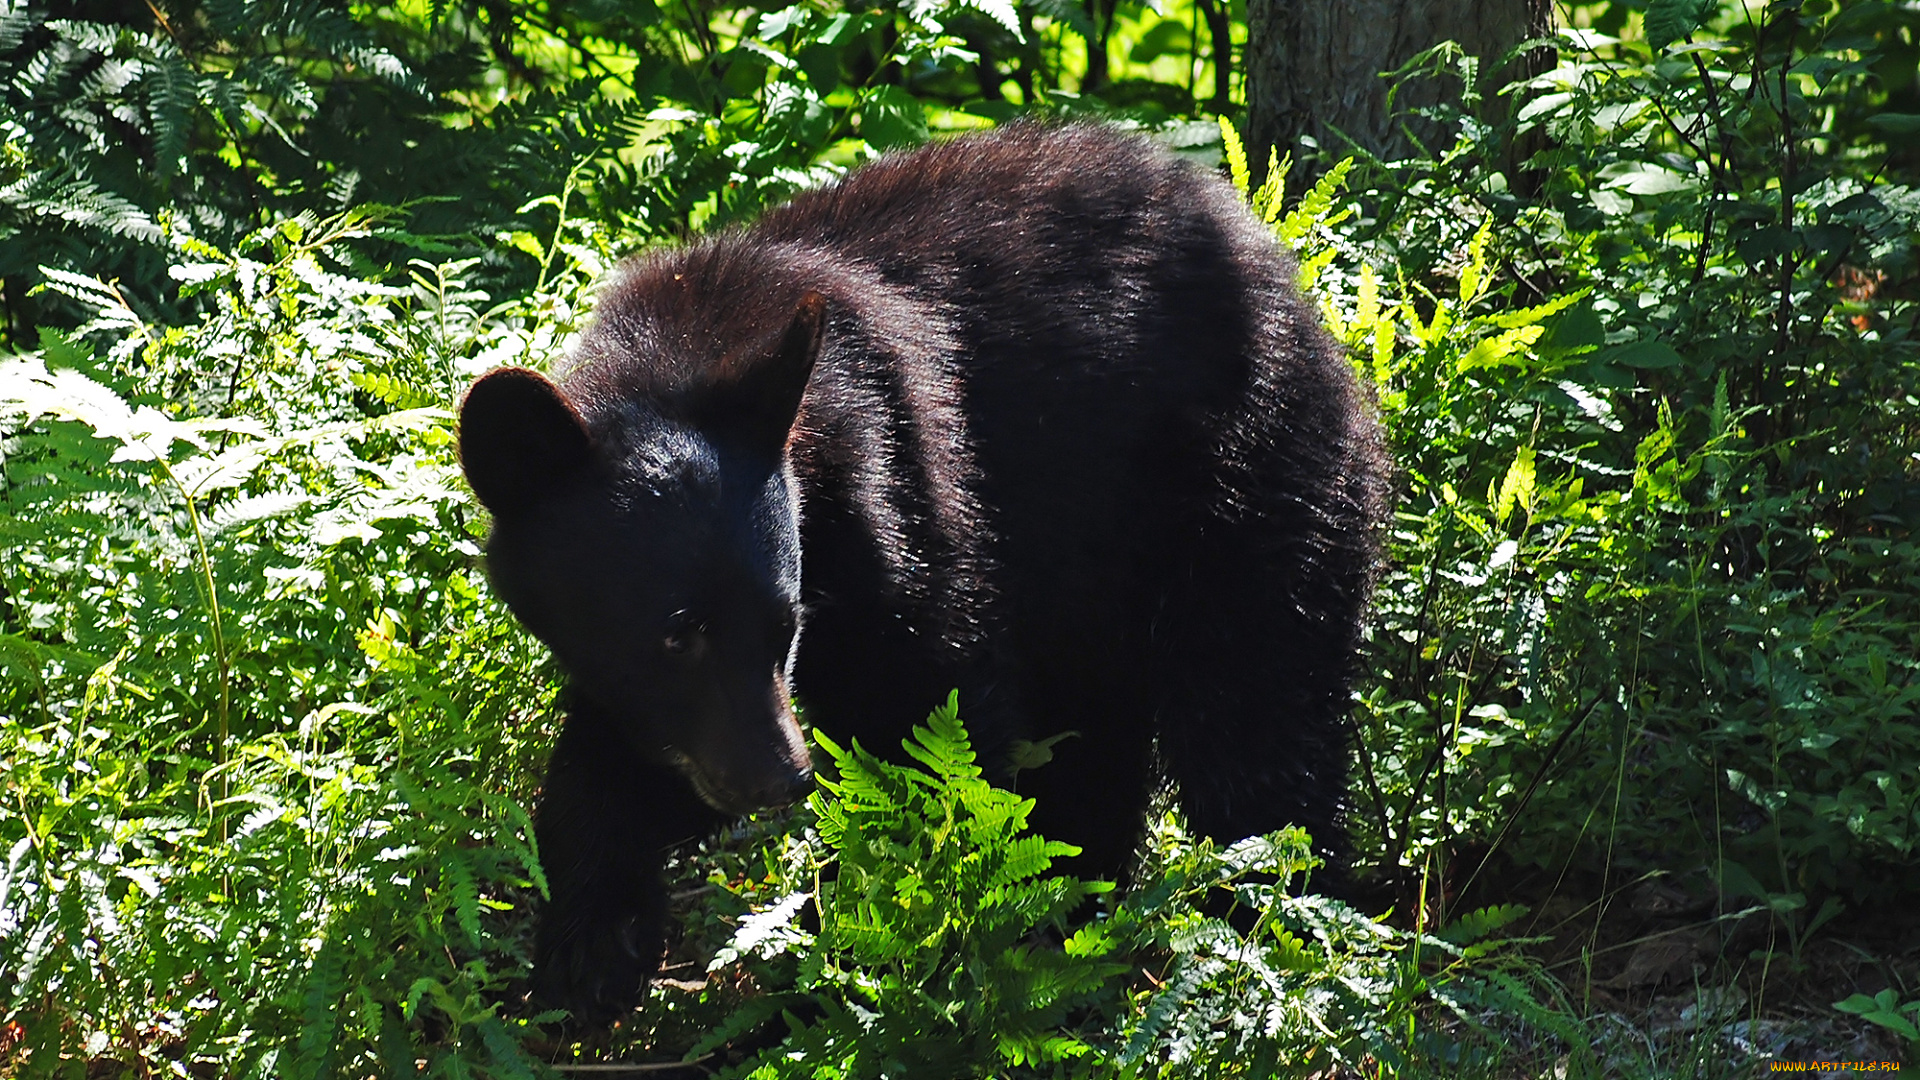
[457,295,825,815]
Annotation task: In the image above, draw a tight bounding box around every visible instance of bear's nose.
[754,763,814,809]
[705,749,812,813]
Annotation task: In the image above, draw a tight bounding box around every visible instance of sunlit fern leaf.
[0,4,29,52]
[476,788,547,899]
[0,169,164,242]
[1275,158,1355,250]
[205,492,312,535]
[1219,116,1250,195]
[254,0,422,93]
[1253,147,1286,223]
[957,0,1023,37]
[236,55,318,115]
[350,371,435,409]
[0,632,110,686]
[198,70,247,134]
[685,990,805,1061]
[902,690,980,782]
[985,833,1057,888]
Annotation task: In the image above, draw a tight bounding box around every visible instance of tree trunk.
[1083,0,1113,91]
[1195,0,1234,116]
[1245,0,1549,171]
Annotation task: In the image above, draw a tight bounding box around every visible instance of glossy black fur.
[458,122,1388,1023]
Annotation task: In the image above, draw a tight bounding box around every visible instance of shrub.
[0,213,599,1077]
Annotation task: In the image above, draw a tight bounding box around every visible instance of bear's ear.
[699,292,825,457]
[459,367,593,515]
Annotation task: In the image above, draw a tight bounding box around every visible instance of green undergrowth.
[0,211,1582,1077]
[6,0,1920,1074]
[0,213,585,1078]
[1312,0,1920,985]
[627,694,1587,1079]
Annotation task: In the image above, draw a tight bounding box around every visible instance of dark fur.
[459,122,1387,1023]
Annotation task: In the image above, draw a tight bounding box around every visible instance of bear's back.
[749,123,1289,402]
[751,122,1206,268]
[751,123,1363,621]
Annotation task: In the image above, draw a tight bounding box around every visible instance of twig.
[1352,722,1396,861]
[551,1058,712,1074]
[1455,693,1604,902]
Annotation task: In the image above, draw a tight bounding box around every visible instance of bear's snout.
[670,744,812,815]
[741,758,814,811]
[670,687,813,815]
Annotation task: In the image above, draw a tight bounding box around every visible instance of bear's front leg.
[532,699,725,1024]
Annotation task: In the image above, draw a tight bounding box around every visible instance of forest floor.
[1474,864,1918,1075]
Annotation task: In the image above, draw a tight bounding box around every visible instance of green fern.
[295,934,348,1080]
[1,169,164,242]
[1437,902,1531,946]
[143,46,197,180]
[350,370,435,409]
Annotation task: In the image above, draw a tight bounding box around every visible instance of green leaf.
[1736,224,1797,261]
[1598,161,1700,195]
[1439,903,1530,945]
[1835,991,1920,1040]
[816,11,881,45]
[1547,301,1606,352]
[1274,157,1354,248]
[959,0,1023,37]
[1458,325,1546,372]
[0,633,111,681]
[478,1017,541,1080]
[858,85,928,149]
[1643,0,1718,52]
[796,43,841,90]
[1128,18,1192,63]
[1715,859,1772,902]
[1024,0,1096,40]
[444,850,483,948]
[1487,290,1585,331]
[1865,113,1920,135]
[756,4,810,39]
[1269,927,1319,972]
[1008,729,1079,772]
[1606,340,1684,369]
[1494,446,1537,526]
[1459,218,1493,305]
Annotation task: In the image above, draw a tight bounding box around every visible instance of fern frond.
[903,690,980,781]
[0,169,163,242]
[476,1016,540,1080]
[1275,158,1356,249]
[295,935,348,1080]
[350,370,434,409]
[143,46,196,179]
[1119,957,1211,1066]
[1438,903,1530,946]
[1219,116,1250,195]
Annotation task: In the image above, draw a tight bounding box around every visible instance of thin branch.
[551,1058,712,1074]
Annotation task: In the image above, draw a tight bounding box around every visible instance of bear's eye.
[663,613,708,662]
[663,629,707,661]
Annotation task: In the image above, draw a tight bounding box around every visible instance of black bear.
[458,122,1386,1022]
